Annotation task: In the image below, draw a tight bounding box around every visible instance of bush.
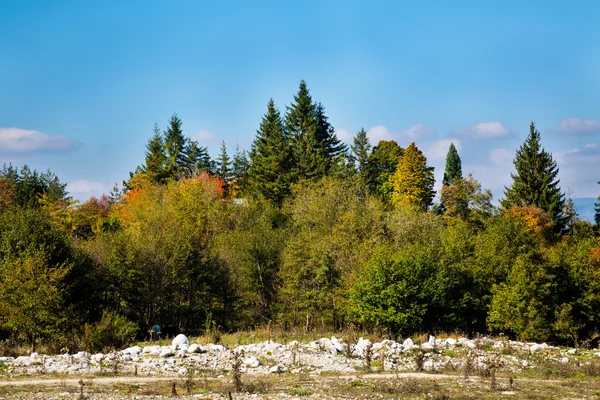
[81,312,138,352]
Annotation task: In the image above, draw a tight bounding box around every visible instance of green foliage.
[441,174,495,225]
[279,177,384,328]
[350,251,435,336]
[215,140,233,186]
[249,99,293,206]
[364,140,403,199]
[442,143,462,186]
[350,128,371,186]
[502,122,566,231]
[285,81,347,182]
[81,312,139,352]
[0,164,68,208]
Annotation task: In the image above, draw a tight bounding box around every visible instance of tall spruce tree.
[502,122,566,230]
[215,140,233,185]
[231,146,250,196]
[315,102,348,166]
[164,113,186,179]
[182,139,213,177]
[285,81,345,181]
[443,143,463,186]
[144,123,168,183]
[249,99,293,206]
[285,81,323,181]
[350,128,371,187]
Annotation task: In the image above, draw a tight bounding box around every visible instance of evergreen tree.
[181,139,213,177]
[443,143,462,186]
[314,102,348,168]
[249,99,293,206]
[350,128,371,185]
[388,142,435,211]
[285,81,324,181]
[502,122,566,231]
[215,140,233,185]
[232,145,250,195]
[163,113,186,179]
[143,123,167,183]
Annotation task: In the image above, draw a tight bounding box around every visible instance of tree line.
[1,81,600,352]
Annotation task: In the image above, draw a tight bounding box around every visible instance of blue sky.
[1,0,599,211]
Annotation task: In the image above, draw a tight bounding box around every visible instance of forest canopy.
[1,81,600,353]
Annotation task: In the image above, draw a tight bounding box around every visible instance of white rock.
[269,365,283,374]
[561,357,569,364]
[74,351,90,359]
[123,346,142,356]
[160,348,174,357]
[464,340,477,349]
[15,356,33,367]
[244,357,260,368]
[421,342,434,350]
[187,344,205,354]
[91,353,104,363]
[122,354,132,362]
[445,338,457,346]
[143,345,160,354]
[567,348,577,355]
[207,344,226,352]
[30,352,39,359]
[178,367,188,375]
[428,335,435,345]
[403,338,414,347]
[529,344,542,353]
[175,350,187,358]
[172,334,189,350]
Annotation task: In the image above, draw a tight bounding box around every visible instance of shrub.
[81,312,138,352]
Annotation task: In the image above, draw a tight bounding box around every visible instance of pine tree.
[314,102,348,167]
[285,81,324,181]
[163,113,186,179]
[350,128,371,180]
[216,140,233,185]
[144,123,167,183]
[232,145,250,195]
[388,142,435,211]
[249,99,293,206]
[181,139,213,177]
[443,143,462,186]
[502,122,566,231]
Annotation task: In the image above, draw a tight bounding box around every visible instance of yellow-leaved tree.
[387,142,435,211]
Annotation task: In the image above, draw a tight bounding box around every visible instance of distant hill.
[574,198,597,223]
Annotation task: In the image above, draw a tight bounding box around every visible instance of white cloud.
[191,129,215,142]
[0,127,80,153]
[452,121,514,139]
[488,148,512,165]
[401,123,437,140]
[366,125,393,142]
[426,139,462,160]
[567,148,581,154]
[336,128,353,143]
[557,118,600,135]
[556,145,600,197]
[584,143,597,149]
[67,180,107,196]
[366,123,437,144]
